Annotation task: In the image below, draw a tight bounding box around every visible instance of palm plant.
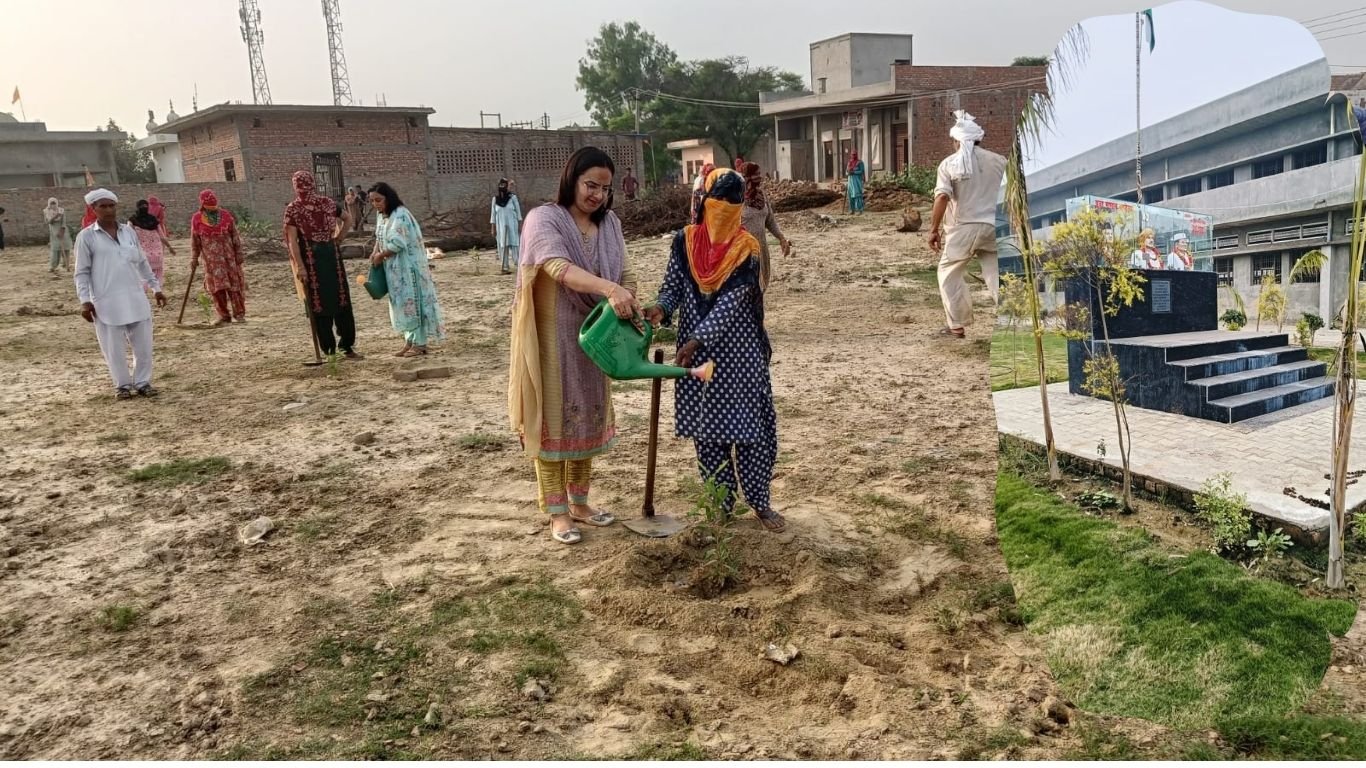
[1327,107,1366,589]
[1003,25,1090,483]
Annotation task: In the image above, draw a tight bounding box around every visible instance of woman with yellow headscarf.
[644,168,786,533]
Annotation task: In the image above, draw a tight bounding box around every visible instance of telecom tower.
[322,0,353,106]
[238,0,272,105]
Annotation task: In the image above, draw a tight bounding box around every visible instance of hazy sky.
[0,0,1359,161]
[1027,0,1328,172]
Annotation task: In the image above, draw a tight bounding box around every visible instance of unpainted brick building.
[760,33,1045,182]
[0,104,642,244]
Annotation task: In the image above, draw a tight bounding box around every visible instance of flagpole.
[1134,13,1141,196]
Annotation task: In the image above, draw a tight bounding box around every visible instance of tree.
[1012,56,1050,67]
[576,22,678,127]
[576,24,802,186]
[1045,207,1146,511]
[1004,25,1090,483]
[106,118,155,184]
[654,57,803,162]
[1327,101,1366,589]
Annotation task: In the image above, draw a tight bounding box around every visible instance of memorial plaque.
[1151,279,1172,314]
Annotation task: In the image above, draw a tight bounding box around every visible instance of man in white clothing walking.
[928,111,1007,338]
[74,188,167,399]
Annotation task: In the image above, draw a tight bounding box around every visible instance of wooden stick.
[176,259,199,325]
[294,245,323,364]
[642,348,664,518]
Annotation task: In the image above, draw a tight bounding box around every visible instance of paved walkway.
[992,383,1366,534]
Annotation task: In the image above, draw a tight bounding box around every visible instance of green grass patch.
[100,604,138,632]
[996,472,1355,730]
[235,576,581,759]
[991,328,1068,391]
[1218,714,1366,759]
[1307,346,1366,376]
[127,456,231,486]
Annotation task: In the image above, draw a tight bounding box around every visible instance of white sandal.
[571,509,616,527]
[551,526,582,545]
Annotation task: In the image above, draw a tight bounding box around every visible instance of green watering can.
[578,300,715,382]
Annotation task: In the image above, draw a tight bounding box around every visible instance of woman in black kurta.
[646,168,785,532]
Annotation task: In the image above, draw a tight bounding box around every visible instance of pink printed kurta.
[133,226,166,283]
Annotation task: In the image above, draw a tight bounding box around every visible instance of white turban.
[946,110,985,181]
[84,188,117,206]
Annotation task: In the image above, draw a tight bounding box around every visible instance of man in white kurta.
[74,189,167,399]
[928,111,1007,338]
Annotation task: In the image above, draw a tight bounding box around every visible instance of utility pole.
[322,0,353,107]
[238,0,272,105]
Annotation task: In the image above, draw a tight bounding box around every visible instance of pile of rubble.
[768,180,841,212]
[422,209,496,252]
[864,183,930,213]
[616,186,692,239]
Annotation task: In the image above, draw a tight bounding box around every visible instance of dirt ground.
[3,210,1093,760]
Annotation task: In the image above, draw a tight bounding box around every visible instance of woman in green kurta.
[368,182,447,356]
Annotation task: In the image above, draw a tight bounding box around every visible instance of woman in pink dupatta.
[509,147,641,545]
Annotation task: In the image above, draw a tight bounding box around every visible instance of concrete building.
[134,134,184,183]
[1015,58,1361,323]
[759,33,1045,183]
[666,136,776,183]
[0,114,121,188]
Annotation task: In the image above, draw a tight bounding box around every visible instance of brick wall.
[895,65,1046,166]
[0,117,642,244]
[0,182,251,245]
[244,112,427,151]
[246,148,429,181]
[428,127,642,211]
[179,117,245,183]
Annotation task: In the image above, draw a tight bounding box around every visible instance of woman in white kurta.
[491,178,523,274]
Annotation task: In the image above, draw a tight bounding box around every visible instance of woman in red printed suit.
[190,189,248,325]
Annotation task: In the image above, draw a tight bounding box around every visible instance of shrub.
[1194,473,1251,554]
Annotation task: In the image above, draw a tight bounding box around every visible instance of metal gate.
[311,153,345,201]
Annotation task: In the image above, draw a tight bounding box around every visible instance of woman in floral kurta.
[190,189,247,325]
[368,182,446,356]
[130,199,175,284]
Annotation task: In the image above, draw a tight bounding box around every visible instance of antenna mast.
[322,0,354,106]
[238,0,272,105]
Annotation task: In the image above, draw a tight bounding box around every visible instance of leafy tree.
[653,57,802,163]
[576,22,678,127]
[1044,207,1146,511]
[576,24,802,185]
[1011,56,1050,67]
[106,118,155,184]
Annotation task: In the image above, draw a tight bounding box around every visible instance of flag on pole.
[1141,9,1156,53]
[10,87,18,105]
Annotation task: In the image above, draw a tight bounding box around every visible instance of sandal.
[398,347,428,358]
[213,318,231,327]
[393,343,412,357]
[570,508,616,527]
[551,526,582,544]
[937,327,966,339]
[757,511,788,533]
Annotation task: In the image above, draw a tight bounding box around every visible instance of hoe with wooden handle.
[622,349,688,538]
